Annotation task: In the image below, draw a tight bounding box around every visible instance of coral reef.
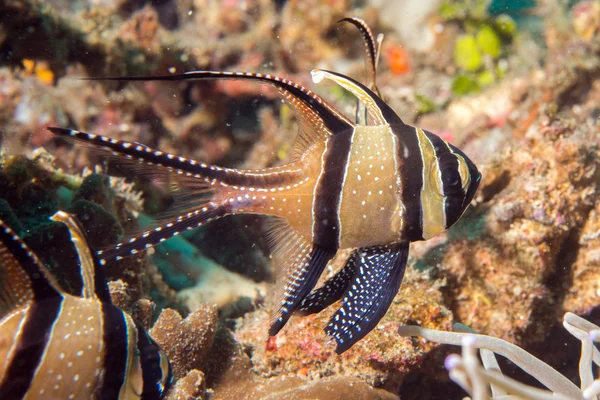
[235,265,453,392]
[150,306,219,380]
[164,369,206,400]
[1,0,599,398]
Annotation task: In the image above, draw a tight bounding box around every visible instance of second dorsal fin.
[0,220,63,318]
[51,212,112,303]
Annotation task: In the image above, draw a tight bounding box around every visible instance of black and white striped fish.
[48,18,481,353]
[0,212,171,399]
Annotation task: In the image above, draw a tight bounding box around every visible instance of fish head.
[398,125,481,241]
[432,139,481,229]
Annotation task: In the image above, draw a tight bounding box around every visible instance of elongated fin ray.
[296,250,355,315]
[49,127,257,188]
[48,127,303,213]
[311,69,404,127]
[339,17,383,97]
[98,204,228,265]
[84,71,355,146]
[325,242,409,353]
[0,220,63,317]
[50,211,111,303]
[265,219,336,335]
[48,127,307,264]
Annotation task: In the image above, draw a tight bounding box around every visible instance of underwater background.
[0,0,599,398]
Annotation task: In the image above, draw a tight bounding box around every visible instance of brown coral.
[164,369,206,400]
[150,306,219,380]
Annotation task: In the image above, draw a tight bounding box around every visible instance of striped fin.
[0,220,62,318]
[325,242,409,354]
[50,211,111,303]
[339,17,383,97]
[84,70,355,150]
[102,205,227,266]
[339,18,384,125]
[48,127,256,265]
[297,251,355,315]
[311,69,403,127]
[265,219,335,336]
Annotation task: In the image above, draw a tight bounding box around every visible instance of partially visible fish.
[0,211,171,399]
[48,17,481,353]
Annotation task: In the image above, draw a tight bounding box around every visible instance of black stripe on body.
[423,131,465,229]
[98,303,129,400]
[312,130,353,251]
[0,225,62,302]
[48,128,295,188]
[82,71,354,134]
[0,298,63,398]
[134,320,170,400]
[394,125,424,241]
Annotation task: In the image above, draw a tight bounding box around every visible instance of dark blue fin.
[0,219,63,317]
[325,242,409,354]
[296,251,356,315]
[266,220,336,336]
[50,211,112,303]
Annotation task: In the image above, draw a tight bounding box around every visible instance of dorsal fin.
[339,17,383,97]
[83,71,355,158]
[0,219,63,318]
[339,17,384,125]
[51,211,112,303]
[311,69,405,127]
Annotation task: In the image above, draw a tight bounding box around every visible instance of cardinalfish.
[0,212,171,399]
[48,18,481,353]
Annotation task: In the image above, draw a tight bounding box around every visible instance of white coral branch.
[398,312,600,400]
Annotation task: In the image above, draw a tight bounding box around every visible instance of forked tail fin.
[48,127,238,265]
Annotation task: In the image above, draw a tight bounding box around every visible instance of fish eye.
[430,153,468,196]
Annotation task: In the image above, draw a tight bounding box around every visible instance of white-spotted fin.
[324,243,409,354]
[0,212,171,399]
[47,17,481,353]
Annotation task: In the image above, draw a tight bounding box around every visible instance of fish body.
[0,212,171,399]
[48,18,480,353]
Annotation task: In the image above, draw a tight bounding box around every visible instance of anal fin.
[297,251,355,315]
[325,242,409,354]
[266,219,335,336]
